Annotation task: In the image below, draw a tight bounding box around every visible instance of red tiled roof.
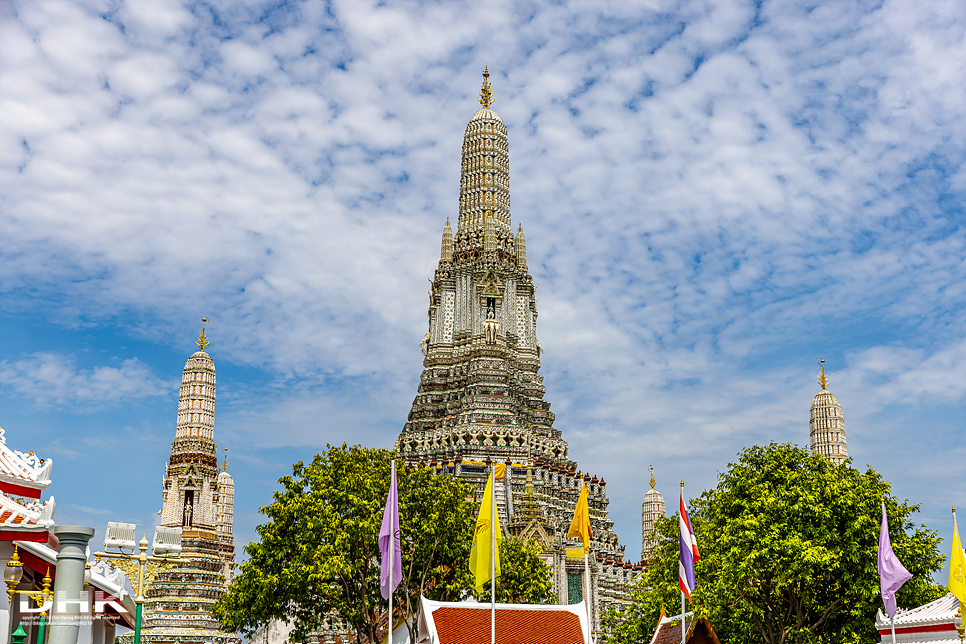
[431,607,584,644]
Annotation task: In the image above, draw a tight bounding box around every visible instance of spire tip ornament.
[818,358,829,390]
[222,447,229,472]
[196,318,210,351]
[478,67,493,108]
[649,465,656,490]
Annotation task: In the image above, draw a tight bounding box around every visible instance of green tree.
[601,515,678,644]
[603,443,946,644]
[491,538,556,604]
[212,445,477,644]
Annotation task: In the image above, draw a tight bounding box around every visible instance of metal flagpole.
[388,461,394,644]
[681,591,686,644]
[491,463,496,644]
[890,614,896,644]
[681,482,686,644]
[583,551,592,644]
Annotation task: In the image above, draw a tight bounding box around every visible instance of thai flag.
[679,490,700,600]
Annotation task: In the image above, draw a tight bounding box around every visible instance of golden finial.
[818,358,829,390]
[649,465,656,490]
[518,224,523,233]
[478,67,493,108]
[445,217,450,227]
[222,447,229,472]
[196,317,210,351]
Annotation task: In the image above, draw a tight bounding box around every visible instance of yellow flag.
[494,463,506,479]
[469,470,502,593]
[567,482,592,553]
[950,510,966,603]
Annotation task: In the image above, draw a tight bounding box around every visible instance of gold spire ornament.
[196,317,210,351]
[222,447,229,472]
[649,465,656,490]
[818,358,829,390]
[478,67,493,108]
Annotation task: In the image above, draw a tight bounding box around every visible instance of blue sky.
[1,0,964,586]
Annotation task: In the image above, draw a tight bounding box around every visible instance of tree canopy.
[213,444,476,644]
[492,538,556,604]
[213,444,558,644]
[604,443,946,644]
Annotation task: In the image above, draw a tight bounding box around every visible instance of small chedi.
[394,70,642,634]
[809,360,849,465]
[121,323,238,644]
[640,466,666,564]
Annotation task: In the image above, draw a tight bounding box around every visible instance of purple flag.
[878,500,912,618]
[379,460,402,600]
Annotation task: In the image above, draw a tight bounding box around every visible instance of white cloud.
[0,353,174,410]
[1,0,964,560]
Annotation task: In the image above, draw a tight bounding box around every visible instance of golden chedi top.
[479,66,494,108]
[809,359,849,465]
[196,317,210,351]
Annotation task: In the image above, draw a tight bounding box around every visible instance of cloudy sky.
[1,0,964,580]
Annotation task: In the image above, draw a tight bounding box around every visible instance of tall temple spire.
[398,80,558,463]
[641,466,665,562]
[516,224,527,269]
[394,75,630,627]
[440,217,453,264]
[809,359,849,465]
[124,331,239,644]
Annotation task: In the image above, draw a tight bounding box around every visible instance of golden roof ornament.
[222,447,229,472]
[196,317,210,351]
[818,358,829,390]
[478,67,494,108]
[649,465,656,490]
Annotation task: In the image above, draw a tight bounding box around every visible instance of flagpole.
[583,550,593,644]
[681,591,686,644]
[388,461,394,644]
[490,461,496,644]
[681,480,686,644]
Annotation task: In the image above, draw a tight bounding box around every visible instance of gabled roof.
[0,427,53,498]
[419,597,589,644]
[0,491,54,539]
[649,610,723,644]
[874,592,963,644]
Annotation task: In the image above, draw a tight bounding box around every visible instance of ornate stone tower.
[125,323,239,644]
[395,73,638,628]
[809,360,848,465]
[216,449,235,587]
[397,68,568,470]
[640,466,666,564]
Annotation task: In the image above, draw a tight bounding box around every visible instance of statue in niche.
[182,500,193,527]
[420,332,430,356]
[484,301,499,345]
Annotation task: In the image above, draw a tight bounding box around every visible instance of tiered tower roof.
[809,361,848,465]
